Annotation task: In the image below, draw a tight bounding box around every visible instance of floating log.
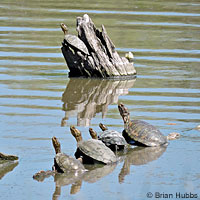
[61,14,136,78]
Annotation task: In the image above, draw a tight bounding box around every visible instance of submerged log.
[61,14,136,78]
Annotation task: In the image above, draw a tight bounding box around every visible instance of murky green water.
[0,0,200,199]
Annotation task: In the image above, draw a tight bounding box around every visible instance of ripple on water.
[0,1,200,200]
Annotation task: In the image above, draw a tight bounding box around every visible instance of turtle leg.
[122,130,135,145]
[75,148,94,164]
[77,157,83,163]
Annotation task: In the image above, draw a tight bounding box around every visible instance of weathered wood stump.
[0,152,18,160]
[61,14,136,78]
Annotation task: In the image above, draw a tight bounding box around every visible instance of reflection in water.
[33,170,84,197]
[83,163,117,183]
[61,78,136,126]
[33,163,117,198]
[33,146,166,197]
[1,0,200,198]
[118,146,167,183]
[0,160,18,180]
[53,163,117,197]
[52,171,84,198]
[33,170,55,182]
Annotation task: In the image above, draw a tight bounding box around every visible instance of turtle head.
[70,125,83,142]
[118,103,130,124]
[99,123,108,131]
[89,128,98,139]
[52,136,61,154]
[60,23,68,35]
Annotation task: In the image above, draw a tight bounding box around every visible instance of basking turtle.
[70,126,117,164]
[89,123,127,151]
[60,23,89,56]
[52,136,86,173]
[118,103,180,147]
[125,52,134,63]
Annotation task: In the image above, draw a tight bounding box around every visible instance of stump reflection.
[61,78,136,126]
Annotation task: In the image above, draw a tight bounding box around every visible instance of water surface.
[0,0,200,199]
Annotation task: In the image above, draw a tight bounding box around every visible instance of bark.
[0,152,18,160]
[61,14,136,78]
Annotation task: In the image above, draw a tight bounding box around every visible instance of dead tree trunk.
[61,14,136,78]
[0,152,18,160]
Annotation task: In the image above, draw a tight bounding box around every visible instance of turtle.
[118,103,180,147]
[89,123,127,151]
[52,136,86,173]
[60,23,89,56]
[125,52,134,63]
[70,125,117,164]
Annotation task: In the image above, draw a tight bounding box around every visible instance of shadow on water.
[118,146,167,183]
[61,78,136,126]
[0,160,18,180]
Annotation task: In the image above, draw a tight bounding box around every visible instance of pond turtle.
[60,23,89,56]
[89,123,127,151]
[125,52,134,63]
[52,136,86,173]
[118,103,180,147]
[70,126,117,164]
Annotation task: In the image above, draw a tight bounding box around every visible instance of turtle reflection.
[52,163,117,197]
[61,78,136,126]
[118,146,167,183]
[33,163,117,198]
[83,163,117,183]
[52,171,84,197]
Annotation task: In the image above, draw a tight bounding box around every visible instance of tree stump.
[61,14,136,78]
[0,152,18,161]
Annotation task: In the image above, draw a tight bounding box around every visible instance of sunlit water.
[0,0,200,199]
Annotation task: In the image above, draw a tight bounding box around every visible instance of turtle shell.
[124,120,168,147]
[75,139,117,164]
[64,34,89,55]
[54,153,85,173]
[98,130,127,148]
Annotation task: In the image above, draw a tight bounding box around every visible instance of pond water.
[0,0,200,199]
